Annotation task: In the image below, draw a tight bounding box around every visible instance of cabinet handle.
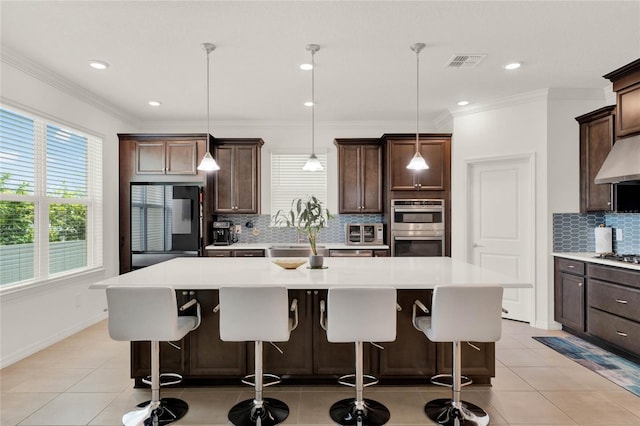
[615,299,628,304]
[307,291,312,295]
[616,331,628,337]
[577,282,583,287]
[607,202,611,206]
[567,265,575,269]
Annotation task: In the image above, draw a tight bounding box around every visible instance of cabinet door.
[166,141,197,175]
[378,290,437,377]
[250,290,314,375]
[361,144,383,212]
[213,146,234,212]
[188,290,247,376]
[580,112,614,212]
[616,83,640,137]
[554,272,585,331]
[436,342,495,383]
[313,290,370,375]
[206,250,233,257]
[234,145,259,213]
[338,145,362,213]
[135,141,165,174]
[388,139,446,191]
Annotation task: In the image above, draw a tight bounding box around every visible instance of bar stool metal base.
[135,397,189,425]
[424,398,489,426]
[329,398,391,426]
[228,397,289,426]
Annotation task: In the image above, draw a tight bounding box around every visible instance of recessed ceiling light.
[457,100,470,106]
[148,101,162,107]
[304,101,314,107]
[89,60,109,70]
[300,63,313,70]
[504,62,521,70]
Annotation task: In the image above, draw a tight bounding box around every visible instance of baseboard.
[0,312,108,368]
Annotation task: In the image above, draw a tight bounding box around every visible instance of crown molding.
[1,45,136,125]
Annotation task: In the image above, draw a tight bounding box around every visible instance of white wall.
[0,62,135,367]
[451,89,606,330]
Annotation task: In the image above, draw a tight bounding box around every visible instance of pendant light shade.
[406,43,429,171]
[197,43,220,172]
[303,44,324,172]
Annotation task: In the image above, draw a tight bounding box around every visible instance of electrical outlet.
[234,224,242,234]
[616,228,623,241]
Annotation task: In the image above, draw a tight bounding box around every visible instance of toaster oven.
[346,223,384,245]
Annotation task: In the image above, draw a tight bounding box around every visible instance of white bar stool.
[413,285,503,426]
[106,286,201,426]
[218,286,298,426]
[320,287,397,426]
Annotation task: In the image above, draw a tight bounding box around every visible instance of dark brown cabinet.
[385,135,451,192]
[334,138,383,213]
[135,140,199,175]
[206,249,265,257]
[604,58,640,138]
[213,139,263,214]
[576,106,615,212]
[554,258,586,332]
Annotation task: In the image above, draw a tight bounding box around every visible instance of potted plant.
[274,195,333,268]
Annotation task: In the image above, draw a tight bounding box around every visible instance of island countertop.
[90,256,528,290]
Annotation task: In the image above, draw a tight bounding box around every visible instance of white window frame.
[0,105,103,290]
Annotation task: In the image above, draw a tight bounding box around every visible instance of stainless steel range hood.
[594,134,640,184]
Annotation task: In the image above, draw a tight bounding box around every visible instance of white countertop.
[553,252,640,271]
[90,256,528,290]
[205,243,389,251]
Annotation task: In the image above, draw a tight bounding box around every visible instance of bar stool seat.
[413,285,503,426]
[107,286,200,426]
[218,286,298,426]
[321,287,397,426]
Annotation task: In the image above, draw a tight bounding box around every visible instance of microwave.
[346,223,384,245]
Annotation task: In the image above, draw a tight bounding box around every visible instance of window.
[0,106,103,287]
[270,153,327,222]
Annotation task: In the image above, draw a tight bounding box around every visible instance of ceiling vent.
[446,54,486,68]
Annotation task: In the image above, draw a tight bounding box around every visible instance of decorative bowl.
[272,259,307,270]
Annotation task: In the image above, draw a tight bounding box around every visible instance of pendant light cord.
[206,48,211,150]
[415,46,420,152]
[311,48,316,156]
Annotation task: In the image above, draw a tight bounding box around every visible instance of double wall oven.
[390,199,445,257]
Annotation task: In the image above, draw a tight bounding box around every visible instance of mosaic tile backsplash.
[215,214,384,245]
[553,212,640,253]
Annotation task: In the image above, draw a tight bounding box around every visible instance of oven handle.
[392,208,443,213]
[393,236,443,241]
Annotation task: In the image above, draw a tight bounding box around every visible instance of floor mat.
[532,335,640,397]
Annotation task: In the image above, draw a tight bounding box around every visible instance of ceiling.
[2,1,639,126]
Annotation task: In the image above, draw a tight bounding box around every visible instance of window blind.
[270,153,327,222]
[0,106,103,287]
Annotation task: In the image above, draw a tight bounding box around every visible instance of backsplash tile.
[553,212,640,253]
[215,214,384,245]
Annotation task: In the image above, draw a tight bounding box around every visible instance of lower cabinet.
[131,289,496,384]
[554,257,640,360]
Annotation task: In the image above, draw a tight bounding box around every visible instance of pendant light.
[406,43,429,170]
[197,42,220,172]
[302,44,324,171]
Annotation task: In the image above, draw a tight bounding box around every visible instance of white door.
[467,155,534,322]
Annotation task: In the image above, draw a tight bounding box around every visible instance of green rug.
[533,335,640,397]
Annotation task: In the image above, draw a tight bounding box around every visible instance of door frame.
[463,152,536,323]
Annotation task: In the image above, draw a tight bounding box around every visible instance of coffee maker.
[212,221,235,246]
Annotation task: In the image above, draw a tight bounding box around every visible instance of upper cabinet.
[135,139,199,175]
[334,138,383,213]
[604,58,640,138]
[576,106,615,212]
[383,134,451,192]
[213,138,263,214]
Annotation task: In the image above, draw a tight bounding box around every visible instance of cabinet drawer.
[233,250,265,257]
[587,264,640,290]
[207,250,233,257]
[588,308,640,355]
[588,279,640,322]
[557,258,585,275]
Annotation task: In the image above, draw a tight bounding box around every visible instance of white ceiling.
[2,1,639,126]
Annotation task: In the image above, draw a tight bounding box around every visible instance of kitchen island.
[91,257,528,386]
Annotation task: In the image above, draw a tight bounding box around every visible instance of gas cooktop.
[594,253,640,264]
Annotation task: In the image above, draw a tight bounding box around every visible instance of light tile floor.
[2,319,639,425]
